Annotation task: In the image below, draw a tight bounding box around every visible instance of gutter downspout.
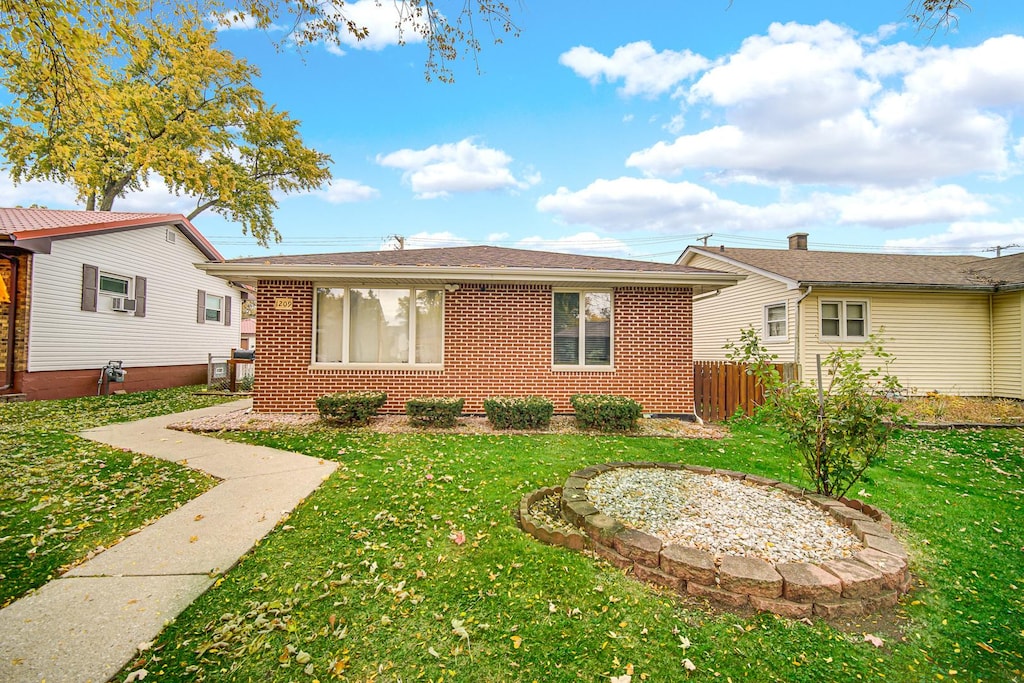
[793,286,813,376]
[988,293,995,397]
[1,254,18,392]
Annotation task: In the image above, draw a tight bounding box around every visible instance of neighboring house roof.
[240,318,256,335]
[0,207,224,261]
[678,245,1024,291]
[200,244,742,292]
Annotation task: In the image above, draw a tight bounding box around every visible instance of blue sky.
[4,0,1024,261]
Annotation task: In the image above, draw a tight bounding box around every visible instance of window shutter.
[134,276,147,317]
[197,290,206,323]
[81,264,98,312]
[224,295,232,326]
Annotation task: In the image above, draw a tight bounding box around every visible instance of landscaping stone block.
[560,487,588,504]
[822,558,885,599]
[863,590,900,611]
[863,533,908,559]
[719,556,783,598]
[633,562,684,592]
[749,595,813,619]
[853,549,907,590]
[584,513,623,542]
[564,531,587,551]
[613,528,662,567]
[687,581,749,608]
[876,512,893,532]
[829,506,874,525]
[850,519,892,543]
[593,542,633,570]
[774,482,805,497]
[714,469,746,480]
[813,599,864,619]
[655,462,683,470]
[776,562,842,602]
[661,545,716,585]
[563,476,589,491]
[840,497,864,511]
[562,500,598,528]
[744,475,779,486]
[683,465,713,475]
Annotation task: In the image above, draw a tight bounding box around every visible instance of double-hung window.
[764,303,787,342]
[205,294,223,322]
[314,287,443,366]
[553,290,612,368]
[820,300,868,340]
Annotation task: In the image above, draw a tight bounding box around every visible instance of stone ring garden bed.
[518,462,911,620]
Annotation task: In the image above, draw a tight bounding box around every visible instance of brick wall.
[253,281,694,415]
[1,254,31,392]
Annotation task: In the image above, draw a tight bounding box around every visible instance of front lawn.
[0,387,233,605]
[122,421,1023,682]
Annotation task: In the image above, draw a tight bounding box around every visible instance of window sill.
[765,337,789,344]
[551,365,616,372]
[819,336,867,342]
[310,363,444,371]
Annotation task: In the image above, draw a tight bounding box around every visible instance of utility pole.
[388,234,405,250]
[985,243,1019,257]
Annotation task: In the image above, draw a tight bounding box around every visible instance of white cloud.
[316,0,426,51]
[320,178,379,203]
[624,23,1024,187]
[516,232,631,256]
[377,138,539,199]
[536,177,819,233]
[883,220,1024,253]
[486,231,509,242]
[825,185,994,228]
[404,231,472,249]
[559,41,709,97]
[0,175,79,208]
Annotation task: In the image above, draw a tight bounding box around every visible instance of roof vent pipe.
[788,232,809,250]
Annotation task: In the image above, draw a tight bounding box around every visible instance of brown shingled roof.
[229,244,714,274]
[685,246,1023,289]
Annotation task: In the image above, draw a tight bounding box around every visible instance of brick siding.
[253,281,694,415]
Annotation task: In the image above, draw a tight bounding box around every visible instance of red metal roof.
[0,207,224,261]
[240,318,256,335]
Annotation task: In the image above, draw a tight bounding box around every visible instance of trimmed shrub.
[483,396,554,430]
[406,397,465,428]
[316,391,387,426]
[571,394,643,432]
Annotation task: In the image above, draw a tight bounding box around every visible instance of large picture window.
[553,291,612,368]
[315,287,443,366]
[820,300,868,340]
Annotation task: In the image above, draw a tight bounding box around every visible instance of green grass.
[0,386,234,605]
[115,421,1023,682]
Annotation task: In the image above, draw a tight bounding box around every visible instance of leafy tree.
[0,9,330,244]
[725,327,909,499]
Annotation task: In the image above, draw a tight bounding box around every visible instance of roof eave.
[798,281,999,292]
[195,262,744,291]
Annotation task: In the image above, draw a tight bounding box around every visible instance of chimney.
[788,232,808,250]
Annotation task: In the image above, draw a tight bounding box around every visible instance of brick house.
[199,246,740,415]
[0,208,243,400]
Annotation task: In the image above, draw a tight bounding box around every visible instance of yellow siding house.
[678,233,1024,399]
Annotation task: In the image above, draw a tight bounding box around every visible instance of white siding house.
[1,208,243,400]
[678,234,1024,399]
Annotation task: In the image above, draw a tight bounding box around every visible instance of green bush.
[406,397,465,428]
[315,391,387,426]
[571,394,643,432]
[483,396,554,430]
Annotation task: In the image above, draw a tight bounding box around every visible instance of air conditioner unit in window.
[111,297,137,312]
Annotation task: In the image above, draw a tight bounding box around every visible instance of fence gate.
[693,361,793,422]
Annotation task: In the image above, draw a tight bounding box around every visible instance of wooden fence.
[693,361,795,422]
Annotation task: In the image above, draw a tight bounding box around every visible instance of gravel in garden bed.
[586,467,863,564]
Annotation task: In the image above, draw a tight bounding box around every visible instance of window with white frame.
[553,291,612,367]
[764,303,787,341]
[820,300,868,339]
[314,286,443,366]
[99,272,131,297]
[205,293,223,322]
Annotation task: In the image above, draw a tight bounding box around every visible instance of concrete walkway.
[0,400,337,683]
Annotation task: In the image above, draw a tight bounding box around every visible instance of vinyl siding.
[689,253,798,361]
[798,289,992,396]
[992,291,1023,399]
[26,225,240,371]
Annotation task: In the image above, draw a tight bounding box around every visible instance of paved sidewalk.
[0,400,337,683]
